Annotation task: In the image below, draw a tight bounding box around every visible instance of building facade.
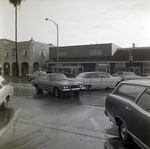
[46,43,120,76]
[0,38,52,76]
[109,47,150,76]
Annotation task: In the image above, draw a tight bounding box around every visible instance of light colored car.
[105,79,150,149]
[71,72,121,90]
[31,73,85,97]
[0,76,14,110]
[113,71,150,80]
[26,71,46,81]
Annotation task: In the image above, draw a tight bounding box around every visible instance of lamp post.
[45,18,59,73]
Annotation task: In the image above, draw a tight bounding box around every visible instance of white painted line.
[90,118,101,131]
[0,108,21,137]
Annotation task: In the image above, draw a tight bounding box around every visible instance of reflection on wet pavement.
[0,108,14,130]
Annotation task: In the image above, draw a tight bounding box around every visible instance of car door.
[49,75,57,91]
[134,88,150,147]
[42,75,50,91]
[90,73,101,89]
[99,73,111,88]
[123,85,149,147]
[0,83,4,105]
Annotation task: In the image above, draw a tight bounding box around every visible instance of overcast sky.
[0,0,150,48]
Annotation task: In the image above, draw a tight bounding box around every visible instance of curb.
[0,108,21,137]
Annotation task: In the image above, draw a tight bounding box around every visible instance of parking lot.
[0,78,140,149]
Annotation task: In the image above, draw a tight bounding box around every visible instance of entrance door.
[128,67,140,75]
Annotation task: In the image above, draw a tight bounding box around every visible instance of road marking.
[90,118,101,131]
[0,108,21,137]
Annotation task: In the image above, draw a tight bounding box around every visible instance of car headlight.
[80,84,84,88]
[63,86,69,89]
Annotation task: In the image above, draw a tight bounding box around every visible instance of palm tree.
[9,0,23,77]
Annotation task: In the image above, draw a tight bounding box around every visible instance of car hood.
[58,79,82,85]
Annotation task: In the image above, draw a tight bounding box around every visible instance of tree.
[9,0,23,77]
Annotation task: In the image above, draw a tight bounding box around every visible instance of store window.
[59,50,67,57]
[4,50,8,57]
[143,62,150,75]
[89,49,102,56]
[115,63,126,73]
[22,49,27,56]
[12,49,16,56]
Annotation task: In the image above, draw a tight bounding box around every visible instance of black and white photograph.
[0,0,150,148]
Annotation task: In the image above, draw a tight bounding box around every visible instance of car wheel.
[27,76,31,81]
[36,85,42,93]
[54,88,61,97]
[74,91,79,96]
[118,121,133,148]
[1,97,8,110]
[85,85,90,90]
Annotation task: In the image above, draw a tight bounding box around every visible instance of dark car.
[31,73,85,97]
[105,79,150,149]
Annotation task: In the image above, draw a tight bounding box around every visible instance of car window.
[43,75,49,81]
[137,88,150,112]
[1,80,8,86]
[50,75,57,81]
[114,84,146,102]
[99,73,109,78]
[39,75,44,80]
[34,71,38,74]
[91,73,99,78]
[77,73,92,78]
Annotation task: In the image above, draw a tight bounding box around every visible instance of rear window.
[137,88,150,112]
[113,84,146,102]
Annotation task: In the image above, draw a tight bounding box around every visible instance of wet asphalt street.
[0,77,141,149]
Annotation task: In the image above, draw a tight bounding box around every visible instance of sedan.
[71,72,121,90]
[105,80,150,149]
[26,71,46,81]
[31,73,85,97]
[0,76,14,110]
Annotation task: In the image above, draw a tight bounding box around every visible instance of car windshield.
[57,74,68,80]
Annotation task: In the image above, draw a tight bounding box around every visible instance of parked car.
[0,76,14,110]
[26,71,46,81]
[113,71,150,81]
[70,72,121,90]
[31,73,85,97]
[105,79,150,149]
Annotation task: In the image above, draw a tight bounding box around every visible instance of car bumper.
[62,88,80,92]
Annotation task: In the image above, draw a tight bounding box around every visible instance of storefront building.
[109,47,150,76]
[46,43,120,76]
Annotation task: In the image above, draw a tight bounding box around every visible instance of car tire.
[118,121,133,148]
[85,85,90,90]
[74,91,79,96]
[1,97,8,110]
[36,85,42,93]
[27,76,31,81]
[54,88,61,97]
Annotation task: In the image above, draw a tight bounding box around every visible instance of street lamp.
[45,18,59,73]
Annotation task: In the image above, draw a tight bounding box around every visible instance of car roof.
[81,72,107,74]
[121,79,150,87]
[41,73,64,76]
